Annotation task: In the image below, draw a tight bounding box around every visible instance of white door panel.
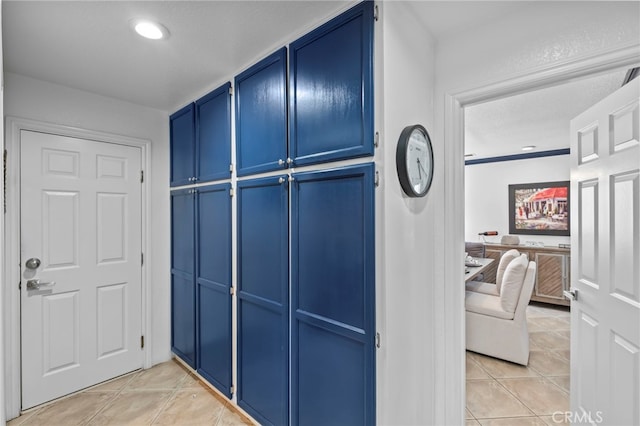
[20,130,142,409]
[570,78,640,426]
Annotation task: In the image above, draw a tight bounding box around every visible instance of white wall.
[3,73,172,367]
[436,2,640,93]
[376,3,437,424]
[0,2,6,423]
[465,155,571,246]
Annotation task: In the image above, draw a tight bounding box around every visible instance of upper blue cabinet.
[170,103,195,187]
[235,48,288,177]
[289,1,374,167]
[170,82,232,186]
[196,82,232,183]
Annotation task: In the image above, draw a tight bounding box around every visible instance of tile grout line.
[82,372,141,425]
[148,385,182,425]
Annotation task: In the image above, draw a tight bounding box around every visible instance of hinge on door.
[230,187,234,197]
[375,171,380,187]
[18,281,21,291]
[230,385,235,394]
[140,170,144,183]
[141,335,145,349]
[230,287,235,295]
[229,86,234,96]
[141,253,144,266]
[374,131,380,148]
[374,5,379,21]
[229,163,234,173]
[375,332,381,348]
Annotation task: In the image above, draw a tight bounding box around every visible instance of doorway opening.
[460,68,633,422]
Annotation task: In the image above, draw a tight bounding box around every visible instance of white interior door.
[569,77,640,425]
[20,130,143,409]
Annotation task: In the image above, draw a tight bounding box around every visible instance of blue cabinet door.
[171,189,196,367]
[235,48,288,177]
[237,176,289,426]
[196,183,232,397]
[289,2,374,167]
[196,83,231,183]
[291,163,375,426]
[170,104,196,187]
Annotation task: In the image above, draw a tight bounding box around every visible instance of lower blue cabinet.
[291,163,376,426]
[171,184,232,397]
[171,189,196,367]
[196,184,233,397]
[237,176,289,426]
[172,164,375,425]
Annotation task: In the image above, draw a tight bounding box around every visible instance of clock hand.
[417,159,428,178]
[417,158,422,179]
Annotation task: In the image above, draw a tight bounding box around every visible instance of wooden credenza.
[483,243,571,307]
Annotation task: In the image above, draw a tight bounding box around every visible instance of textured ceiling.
[464,70,628,159]
[3,1,357,112]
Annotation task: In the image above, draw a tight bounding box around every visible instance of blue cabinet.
[170,82,231,186]
[235,48,288,177]
[170,3,377,423]
[196,83,232,182]
[171,184,232,396]
[196,184,232,397]
[171,189,196,367]
[237,176,289,426]
[170,105,196,187]
[289,2,374,167]
[291,163,376,426]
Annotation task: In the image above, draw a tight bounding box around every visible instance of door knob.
[25,258,41,270]
[563,289,578,301]
[26,279,56,291]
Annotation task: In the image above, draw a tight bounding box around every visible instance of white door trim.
[3,116,152,419]
[440,42,640,425]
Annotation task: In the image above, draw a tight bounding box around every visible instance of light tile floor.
[8,361,253,426]
[9,302,569,426]
[466,302,571,426]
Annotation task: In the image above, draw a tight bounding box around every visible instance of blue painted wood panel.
[196,184,232,397]
[196,83,232,183]
[171,189,196,367]
[237,176,289,426]
[170,104,195,187]
[235,48,288,177]
[291,163,375,426]
[289,2,374,167]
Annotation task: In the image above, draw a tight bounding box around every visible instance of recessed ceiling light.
[131,19,169,40]
[522,145,536,152]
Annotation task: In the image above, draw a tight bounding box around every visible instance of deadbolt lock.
[25,258,41,270]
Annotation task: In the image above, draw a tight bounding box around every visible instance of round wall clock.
[396,124,434,197]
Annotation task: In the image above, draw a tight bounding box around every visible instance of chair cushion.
[465,291,514,320]
[500,254,529,313]
[465,281,499,296]
[496,249,520,293]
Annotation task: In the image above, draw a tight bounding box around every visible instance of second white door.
[20,130,143,409]
[569,77,640,425]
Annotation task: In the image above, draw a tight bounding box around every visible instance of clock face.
[406,129,431,194]
[396,124,434,197]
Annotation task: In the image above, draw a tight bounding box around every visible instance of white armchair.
[465,256,537,365]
